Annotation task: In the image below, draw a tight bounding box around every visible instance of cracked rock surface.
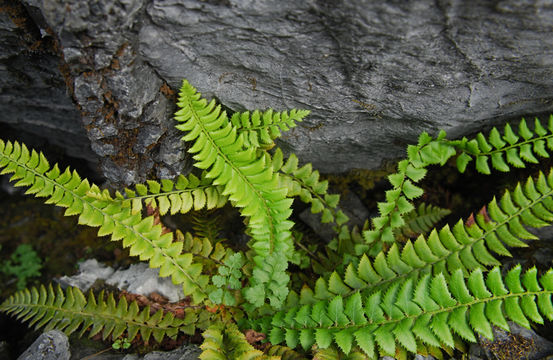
[1,0,552,185]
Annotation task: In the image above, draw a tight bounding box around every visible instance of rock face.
[1,0,552,185]
[58,259,185,302]
[17,330,70,360]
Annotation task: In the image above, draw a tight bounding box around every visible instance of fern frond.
[275,148,349,227]
[87,173,228,216]
[175,80,297,308]
[257,266,553,358]
[190,211,226,244]
[265,344,309,359]
[396,203,451,240]
[200,322,278,360]
[0,140,209,303]
[365,116,553,250]
[364,131,457,249]
[452,116,553,174]
[179,230,230,265]
[286,168,553,309]
[175,80,294,262]
[231,109,309,150]
[312,348,371,360]
[0,284,196,344]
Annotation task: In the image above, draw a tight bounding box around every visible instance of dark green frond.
[256,266,553,358]
[364,131,457,250]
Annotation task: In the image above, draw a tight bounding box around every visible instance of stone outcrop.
[1,0,552,185]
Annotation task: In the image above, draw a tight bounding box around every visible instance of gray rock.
[1,0,552,186]
[141,345,201,360]
[58,259,185,302]
[106,262,185,302]
[0,1,96,165]
[57,259,115,291]
[17,330,70,360]
[413,355,435,360]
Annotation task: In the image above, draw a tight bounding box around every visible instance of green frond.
[0,140,209,303]
[0,284,197,344]
[209,252,245,306]
[175,80,298,308]
[265,344,309,359]
[231,109,310,150]
[451,116,553,174]
[255,266,553,358]
[199,322,277,360]
[179,230,230,265]
[396,203,451,240]
[276,148,349,227]
[365,132,457,251]
[283,168,553,313]
[313,347,370,360]
[87,173,228,216]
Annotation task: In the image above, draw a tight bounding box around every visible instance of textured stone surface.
[105,262,185,302]
[0,1,95,163]
[0,0,552,185]
[57,258,115,291]
[140,346,201,360]
[17,330,70,360]
[58,259,185,302]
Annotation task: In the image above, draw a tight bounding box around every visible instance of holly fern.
[1,79,553,360]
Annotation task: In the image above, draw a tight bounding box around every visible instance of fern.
[0,140,209,303]
[275,149,349,227]
[3,78,553,360]
[365,116,553,254]
[87,172,228,216]
[190,211,226,244]
[364,130,456,250]
[286,168,553,308]
[200,322,278,359]
[256,266,553,358]
[396,203,451,240]
[452,116,553,174]
[175,80,297,307]
[231,109,309,150]
[0,284,197,343]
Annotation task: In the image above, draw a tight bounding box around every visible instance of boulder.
[17,330,70,360]
[1,0,552,185]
